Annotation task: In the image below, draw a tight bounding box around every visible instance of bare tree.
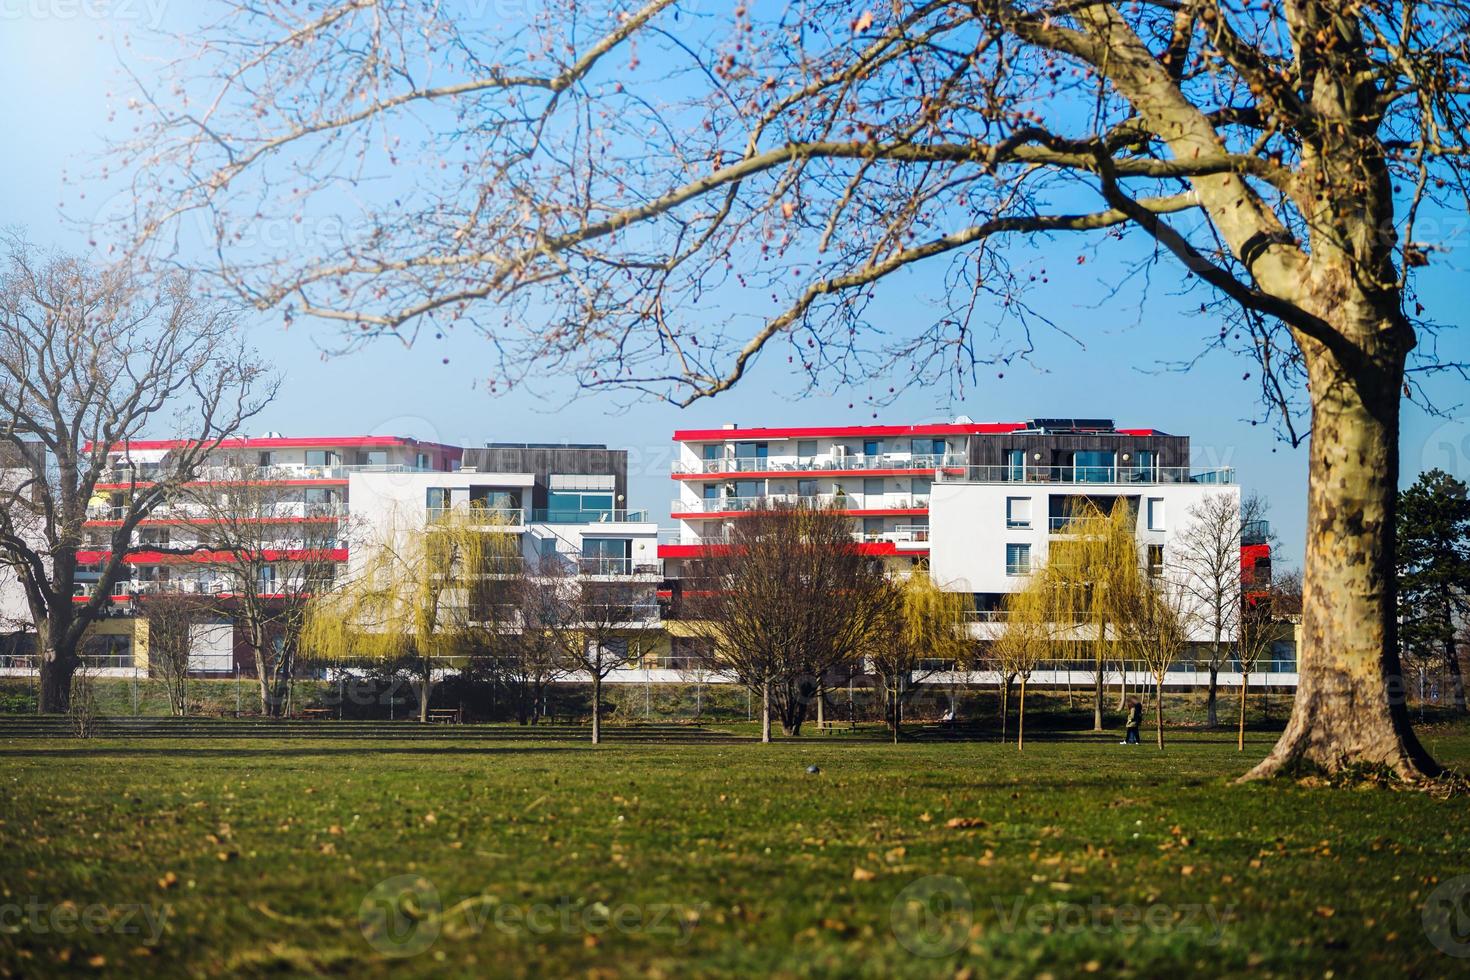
[1176,491,1244,727]
[0,240,274,711]
[865,570,966,742]
[143,591,208,717]
[1238,585,1287,752]
[458,549,566,726]
[180,459,341,715]
[120,1,1470,778]
[544,569,662,744]
[1122,575,1192,750]
[687,503,892,742]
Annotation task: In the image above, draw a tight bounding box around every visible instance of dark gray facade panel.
[460,446,628,510]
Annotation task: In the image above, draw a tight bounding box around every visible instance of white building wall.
[929,478,1241,642]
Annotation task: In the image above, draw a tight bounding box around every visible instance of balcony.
[855,525,931,549]
[97,462,437,486]
[575,557,664,578]
[529,508,650,524]
[425,505,525,526]
[672,453,967,476]
[86,501,350,523]
[936,465,1235,485]
[672,493,930,515]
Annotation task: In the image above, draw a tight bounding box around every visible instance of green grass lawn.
[3,725,1469,978]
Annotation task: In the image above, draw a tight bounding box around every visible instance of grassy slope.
[2,727,1468,978]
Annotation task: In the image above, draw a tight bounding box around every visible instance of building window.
[797,478,818,499]
[258,451,274,467]
[581,537,631,574]
[703,483,720,500]
[702,444,721,461]
[733,479,766,499]
[912,477,932,502]
[1006,449,1026,481]
[1074,450,1116,483]
[1147,544,1165,577]
[863,517,885,538]
[305,487,340,505]
[416,452,431,470]
[306,449,337,467]
[426,487,450,512]
[796,440,817,459]
[1005,543,1031,576]
[547,490,610,521]
[863,439,882,458]
[1147,497,1165,531]
[863,478,885,500]
[1006,497,1032,529]
[1131,450,1157,482]
[911,438,945,459]
[356,450,388,466]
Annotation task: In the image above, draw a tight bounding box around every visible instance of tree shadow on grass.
[0,744,592,760]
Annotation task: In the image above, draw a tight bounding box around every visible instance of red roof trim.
[672,423,1026,441]
[90,435,463,454]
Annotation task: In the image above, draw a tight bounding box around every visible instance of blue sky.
[5,8,1470,567]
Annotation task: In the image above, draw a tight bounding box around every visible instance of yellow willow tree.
[301,510,522,722]
[866,570,969,743]
[992,572,1054,752]
[1120,573,1192,750]
[1048,502,1146,733]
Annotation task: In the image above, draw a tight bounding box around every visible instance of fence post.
[235,666,241,718]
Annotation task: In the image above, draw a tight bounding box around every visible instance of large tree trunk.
[37,616,81,714]
[1244,332,1439,779]
[39,644,80,714]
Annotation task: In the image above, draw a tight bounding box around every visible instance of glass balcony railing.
[672,453,967,475]
[937,465,1235,485]
[99,462,438,485]
[425,506,525,525]
[673,494,930,514]
[575,557,663,577]
[529,508,650,524]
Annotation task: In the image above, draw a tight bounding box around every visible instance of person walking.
[1122,699,1142,745]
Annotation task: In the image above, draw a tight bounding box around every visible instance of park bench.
[298,707,333,720]
[428,708,462,724]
